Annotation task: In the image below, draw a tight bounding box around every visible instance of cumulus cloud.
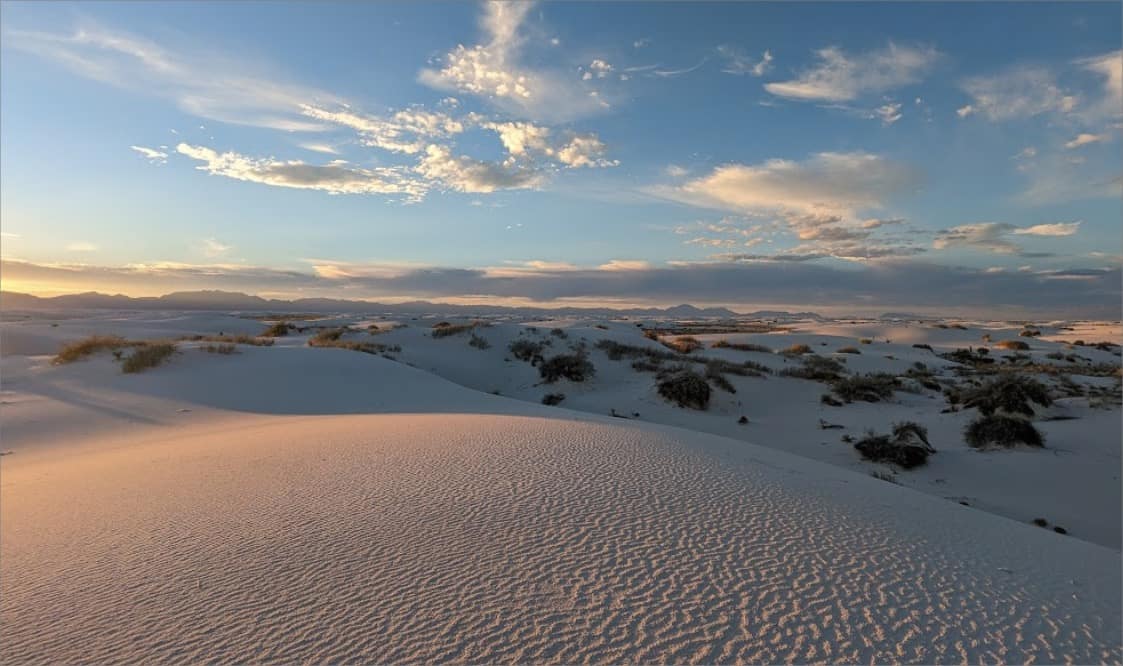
[130,145,168,164]
[415,144,543,193]
[300,105,464,154]
[6,24,337,131]
[764,43,939,102]
[176,143,426,199]
[717,46,773,77]
[418,1,608,121]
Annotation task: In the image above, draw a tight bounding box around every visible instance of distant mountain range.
[2,289,822,319]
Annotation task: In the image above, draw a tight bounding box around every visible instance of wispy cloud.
[764,43,939,102]
[933,221,1080,255]
[717,46,772,77]
[130,145,168,164]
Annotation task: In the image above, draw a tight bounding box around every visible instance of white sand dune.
[2,342,1120,663]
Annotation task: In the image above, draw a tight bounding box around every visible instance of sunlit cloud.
[764,43,939,102]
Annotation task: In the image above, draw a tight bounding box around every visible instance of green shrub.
[965,414,1044,449]
[122,343,176,373]
[539,353,596,383]
[657,370,711,410]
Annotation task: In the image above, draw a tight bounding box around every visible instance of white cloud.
[873,102,902,125]
[633,38,651,49]
[764,43,939,102]
[598,259,651,271]
[415,144,543,193]
[130,145,168,164]
[176,143,426,199]
[202,238,232,257]
[717,46,773,77]
[66,242,98,252]
[7,24,338,131]
[956,104,975,118]
[1012,221,1081,236]
[586,59,613,79]
[555,134,617,168]
[1064,133,1108,149]
[298,142,340,155]
[1075,50,1122,123]
[959,66,1077,121]
[418,1,606,121]
[664,164,689,178]
[300,105,463,155]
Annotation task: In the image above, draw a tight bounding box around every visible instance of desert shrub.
[539,353,596,383]
[186,334,274,347]
[781,355,845,381]
[309,328,398,354]
[1019,329,1041,338]
[705,358,770,377]
[595,339,676,363]
[965,414,1044,449]
[704,365,736,394]
[942,347,994,366]
[832,373,898,403]
[820,393,843,407]
[781,343,813,356]
[311,328,346,344]
[995,339,1030,351]
[509,339,546,363]
[550,328,568,339]
[431,322,477,338]
[541,393,566,406]
[836,346,861,354]
[904,363,941,391]
[912,343,933,351]
[662,336,702,354]
[468,333,491,350]
[122,342,176,373]
[854,421,934,469]
[858,338,873,345]
[642,329,659,341]
[202,343,238,354]
[1046,351,1065,360]
[657,370,711,410]
[262,321,292,337]
[712,340,773,353]
[961,375,1052,416]
[631,359,663,373]
[53,335,133,364]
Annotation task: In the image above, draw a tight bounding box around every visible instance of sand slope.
[3,409,1120,661]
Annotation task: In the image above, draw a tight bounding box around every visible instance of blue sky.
[1,1,1120,315]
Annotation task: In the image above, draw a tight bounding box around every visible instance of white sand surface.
[2,312,1120,662]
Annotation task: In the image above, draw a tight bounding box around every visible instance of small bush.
[832,373,898,403]
[912,343,933,351]
[550,328,568,339]
[468,333,491,350]
[186,334,274,347]
[432,322,477,338]
[820,393,843,407]
[705,366,736,394]
[311,328,346,344]
[965,414,1044,449]
[995,339,1030,351]
[836,346,861,354]
[781,355,845,381]
[309,328,398,355]
[262,321,292,337]
[122,342,177,373]
[53,335,133,364]
[595,339,676,363]
[657,370,711,410]
[781,343,813,356]
[1019,329,1040,338]
[202,343,238,354]
[539,353,596,383]
[509,339,546,363]
[705,358,770,377]
[858,338,873,345]
[962,375,1053,416]
[631,359,663,373]
[854,421,934,469]
[662,336,702,354]
[712,340,773,353]
[541,393,566,406]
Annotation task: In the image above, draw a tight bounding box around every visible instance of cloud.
[7,24,337,131]
[130,145,168,164]
[633,38,651,49]
[298,142,340,155]
[959,65,1077,122]
[873,102,902,125]
[664,164,689,178]
[418,1,607,121]
[582,59,614,80]
[300,105,464,155]
[415,144,543,193]
[176,143,426,199]
[555,134,617,168]
[717,46,773,77]
[934,221,1081,254]
[7,257,1117,317]
[1065,133,1108,149]
[202,238,232,257]
[1075,50,1122,123]
[65,242,98,252]
[764,43,939,102]
[956,104,975,118]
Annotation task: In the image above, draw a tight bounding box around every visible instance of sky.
[0,1,1120,316]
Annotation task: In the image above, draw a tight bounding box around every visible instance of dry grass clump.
[53,335,134,364]
[122,343,177,373]
[912,343,933,351]
[509,339,547,363]
[858,338,873,345]
[705,358,770,377]
[854,422,934,469]
[780,343,813,356]
[995,339,1030,351]
[262,321,293,337]
[836,346,861,354]
[310,328,347,344]
[309,328,400,355]
[965,414,1044,449]
[662,336,703,354]
[781,355,845,381]
[831,373,898,403]
[468,333,491,350]
[202,343,238,355]
[595,339,676,363]
[538,353,595,383]
[711,340,772,353]
[962,375,1052,416]
[657,369,711,410]
[184,334,274,347]
[1019,329,1041,338]
[541,393,566,406]
[904,362,941,390]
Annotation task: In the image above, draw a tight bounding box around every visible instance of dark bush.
[657,370,711,410]
[832,373,898,403]
[965,414,1044,449]
[202,343,238,354]
[595,339,676,363]
[539,353,596,383]
[631,359,663,373]
[836,346,861,354]
[962,375,1053,416]
[782,355,845,381]
[912,343,933,351]
[854,421,934,469]
[432,322,477,338]
[262,321,292,337]
[468,333,491,350]
[550,328,568,339]
[712,340,772,353]
[705,366,736,394]
[508,339,546,362]
[541,393,566,406]
[995,339,1031,351]
[662,336,703,354]
[781,343,813,356]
